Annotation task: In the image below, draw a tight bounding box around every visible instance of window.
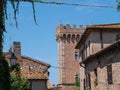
[100,31,103,49]
[88,40,90,55]
[81,49,84,60]
[116,34,120,41]
[107,64,113,84]
[94,68,98,86]
[85,44,87,57]
[74,51,79,61]
[94,69,97,77]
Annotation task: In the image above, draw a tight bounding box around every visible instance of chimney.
[13,41,21,59]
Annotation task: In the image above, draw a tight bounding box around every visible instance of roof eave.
[81,40,120,64]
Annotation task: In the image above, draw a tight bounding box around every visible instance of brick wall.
[56,24,84,90]
[85,42,120,90]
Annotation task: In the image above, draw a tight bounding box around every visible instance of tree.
[0,0,62,89]
[0,59,10,90]
[10,74,30,90]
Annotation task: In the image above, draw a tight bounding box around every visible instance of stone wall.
[77,25,120,90]
[85,43,120,90]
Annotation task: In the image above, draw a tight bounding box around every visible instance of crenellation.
[66,24,71,30]
[56,24,84,42]
[57,24,84,32]
[73,25,76,30]
[79,25,83,31]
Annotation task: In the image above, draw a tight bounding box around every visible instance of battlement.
[56,24,84,32]
[56,24,85,42]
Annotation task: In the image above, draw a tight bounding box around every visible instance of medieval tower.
[56,24,84,90]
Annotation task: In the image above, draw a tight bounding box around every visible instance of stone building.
[4,41,51,90]
[75,23,120,90]
[56,24,84,90]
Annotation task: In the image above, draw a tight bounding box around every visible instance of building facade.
[56,24,84,90]
[75,23,120,90]
[4,41,51,90]
[81,40,120,90]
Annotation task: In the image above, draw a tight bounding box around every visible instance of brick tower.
[56,24,84,90]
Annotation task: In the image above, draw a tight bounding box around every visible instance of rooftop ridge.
[22,55,51,67]
[88,23,120,28]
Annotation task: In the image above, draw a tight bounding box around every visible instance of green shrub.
[11,74,30,90]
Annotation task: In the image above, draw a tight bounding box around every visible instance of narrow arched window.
[74,51,79,61]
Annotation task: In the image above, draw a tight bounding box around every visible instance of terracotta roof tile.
[88,23,120,28]
[22,55,50,67]
[21,68,48,79]
[4,52,50,80]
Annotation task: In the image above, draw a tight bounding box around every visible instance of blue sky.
[3,0,120,85]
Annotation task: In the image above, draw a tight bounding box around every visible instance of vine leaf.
[31,1,37,25]
[0,22,6,32]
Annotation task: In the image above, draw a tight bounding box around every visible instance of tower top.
[56,24,84,34]
[56,24,84,41]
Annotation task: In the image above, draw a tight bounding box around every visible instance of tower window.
[74,51,79,61]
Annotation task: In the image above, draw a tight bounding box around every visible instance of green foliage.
[0,59,11,90]
[75,76,80,87]
[72,86,80,90]
[85,87,91,90]
[10,63,21,78]
[73,76,80,90]
[11,74,30,90]
[116,0,120,11]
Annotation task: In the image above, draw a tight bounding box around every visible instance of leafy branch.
[116,0,120,11]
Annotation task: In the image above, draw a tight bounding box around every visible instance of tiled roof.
[3,52,50,68]
[87,23,120,28]
[81,40,120,64]
[3,52,50,79]
[21,68,48,79]
[21,55,50,67]
[76,23,120,49]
